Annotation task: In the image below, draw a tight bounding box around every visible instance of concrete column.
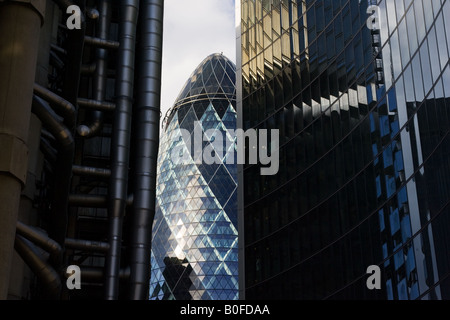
[0,0,45,299]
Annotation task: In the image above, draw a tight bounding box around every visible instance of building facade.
[237,0,450,299]
[0,0,164,300]
[150,53,239,300]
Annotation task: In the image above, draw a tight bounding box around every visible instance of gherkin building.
[149,53,238,300]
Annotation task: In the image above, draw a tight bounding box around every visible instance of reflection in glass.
[150,54,238,300]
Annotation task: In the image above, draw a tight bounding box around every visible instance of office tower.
[150,53,239,300]
[237,0,450,299]
[0,0,163,300]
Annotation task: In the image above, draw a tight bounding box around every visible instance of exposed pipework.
[105,0,140,300]
[0,0,45,299]
[84,35,120,50]
[14,235,61,299]
[31,95,74,247]
[65,238,110,253]
[33,83,76,129]
[72,164,111,178]
[77,0,111,138]
[128,0,164,300]
[75,267,130,282]
[16,221,62,261]
[69,193,134,207]
[77,97,115,111]
[80,63,97,75]
[40,137,58,164]
[52,0,85,108]
[69,194,108,207]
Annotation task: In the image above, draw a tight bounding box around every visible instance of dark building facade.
[0,0,163,300]
[237,0,450,299]
[150,54,239,300]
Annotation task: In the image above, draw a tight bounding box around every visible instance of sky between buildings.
[160,0,236,126]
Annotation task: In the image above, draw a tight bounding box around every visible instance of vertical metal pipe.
[77,0,111,138]
[128,0,164,300]
[0,0,45,299]
[105,0,140,300]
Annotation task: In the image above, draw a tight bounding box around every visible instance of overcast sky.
[160,0,236,124]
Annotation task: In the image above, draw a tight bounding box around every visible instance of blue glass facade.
[150,54,238,300]
[238,0,450,299]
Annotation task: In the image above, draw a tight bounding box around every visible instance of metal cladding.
[150,54,239,300]
[129,0,164,300]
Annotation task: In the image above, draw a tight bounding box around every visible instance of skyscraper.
[237,0,450,299]
[150,53,239,300]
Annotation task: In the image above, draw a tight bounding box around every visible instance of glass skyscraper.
[237,0,450,299]
[150,53,239,300]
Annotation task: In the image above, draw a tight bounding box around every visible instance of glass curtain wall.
[150,54,239,300]
[238,0,450,299]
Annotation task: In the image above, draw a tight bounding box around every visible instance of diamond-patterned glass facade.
[150,54,238,300]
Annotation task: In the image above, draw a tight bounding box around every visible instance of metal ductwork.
[84,35,120,50]
[72,164,111,178]
[128,0,164,300]
[77,97,116,111]
[31,95,74,247]
[1,0,165,300]
[65,238,110,253]
[16,221,62,261]
[77,267,130,282]
[69,194,108,207]
[77,0,111,138]
[53,0,86,108]
[105,0,140,300]
[34,83,77,130]
[14,235,61,299]
[0,0,45,299]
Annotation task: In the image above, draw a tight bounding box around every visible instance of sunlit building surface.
[150,54,239,300]
[238,0,450,299]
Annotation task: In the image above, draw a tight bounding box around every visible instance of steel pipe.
[105,0,140,300]
[129,0,164,300]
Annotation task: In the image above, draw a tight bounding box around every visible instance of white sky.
[160,0,236,124]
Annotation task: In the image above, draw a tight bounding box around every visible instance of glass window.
[424,0,435,31]
[427,27,442,83]
[419,39,433,95]
[435,12,449,70]
[406,6,418,56]
[412,54,424,102]
[414,0,426,44]
[398,19,411,66]
[386,0,398,36]
[390,31,403,80]
[444,1,450,53]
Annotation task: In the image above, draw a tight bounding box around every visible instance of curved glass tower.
[238,0,450,299]
[150,53,238,300]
